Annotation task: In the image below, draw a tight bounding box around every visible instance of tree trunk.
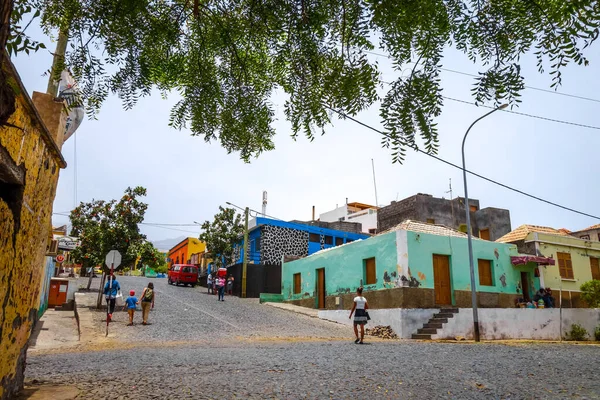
[96,272,106,309]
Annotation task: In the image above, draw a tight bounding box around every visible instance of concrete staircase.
[411,308,459,340]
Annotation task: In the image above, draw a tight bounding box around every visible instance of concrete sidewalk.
[263,302,320,318]
[28,310,79,354]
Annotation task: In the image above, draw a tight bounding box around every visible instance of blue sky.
[11,22,600,242]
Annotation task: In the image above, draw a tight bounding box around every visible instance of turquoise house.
[281,220,530,309]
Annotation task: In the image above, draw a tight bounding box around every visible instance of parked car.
[168,264,199,287]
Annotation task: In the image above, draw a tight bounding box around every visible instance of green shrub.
[580,280,600,307]
[566,324,588,341]
[155,264,168,274]
[595,326,600,341]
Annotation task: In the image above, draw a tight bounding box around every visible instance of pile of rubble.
[366,325,398,339]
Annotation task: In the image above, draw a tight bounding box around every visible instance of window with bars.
[478,259,494,286]
[293,273,301,294]
[591,257,600,280]
[557,252,574,279]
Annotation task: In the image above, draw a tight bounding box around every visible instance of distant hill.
[151,236,188,252]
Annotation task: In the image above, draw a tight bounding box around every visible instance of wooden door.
[520,272,530,301]
[48,281,60,307]
[317,268,325,309]
[479,229,490,241]
[591,257,600,280]
[433,255,451,305]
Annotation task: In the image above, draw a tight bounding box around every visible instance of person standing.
[216,276,226,301]
[349,287,369,344]
[226,275,234,295]
[140,282,155,325]
[103,273,121,322]
[207,274,213,294]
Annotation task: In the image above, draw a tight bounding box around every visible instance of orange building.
[168,237,207,267]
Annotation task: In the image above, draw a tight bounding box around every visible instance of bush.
[580,280,600,307]
[566,324,588,341]
[595,326,600,341]
[155,264,168,274]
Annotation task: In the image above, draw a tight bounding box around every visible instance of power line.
[363,49,600,104]
[324,105,600,221]
[442,96,600,131]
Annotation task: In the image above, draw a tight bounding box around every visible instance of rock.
[365,325,398,339]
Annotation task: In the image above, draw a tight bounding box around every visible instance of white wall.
[318,308,439,339]
[319,206,348,222]
[347,212,378,232]
[434,308,600,340]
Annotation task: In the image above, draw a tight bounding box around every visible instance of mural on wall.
[383,267,422,288]
[38,257,55,318]
[261,225,309,265]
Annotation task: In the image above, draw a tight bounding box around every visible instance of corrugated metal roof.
[496,225,568,243]
[382,220,470,238]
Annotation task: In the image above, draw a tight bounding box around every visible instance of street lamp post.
[462,103,507,342]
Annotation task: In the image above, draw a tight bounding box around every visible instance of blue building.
[232,217,369,266]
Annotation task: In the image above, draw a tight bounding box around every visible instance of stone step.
[424,322,444,329]
[429,317,448,324]
[417,327,438,334]
[440,308,459,313]
[412,333,432,340]
[433,313,455,319]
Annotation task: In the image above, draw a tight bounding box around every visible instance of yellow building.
[498,225,600,307]
[168,237,208,267]
[0,59,67,398]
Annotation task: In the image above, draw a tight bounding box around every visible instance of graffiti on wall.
[383,266,423,288]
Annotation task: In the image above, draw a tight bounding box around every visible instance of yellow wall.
[0,61,66,399]
[530,232,600,294]
[188,237,207,255]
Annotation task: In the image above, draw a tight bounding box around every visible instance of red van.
[168,264,198,287]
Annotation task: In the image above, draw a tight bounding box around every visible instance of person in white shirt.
[349,287,369,344]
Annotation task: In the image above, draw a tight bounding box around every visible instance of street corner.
[18,382,79,400]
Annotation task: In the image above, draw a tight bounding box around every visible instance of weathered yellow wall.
[0,61,66,399]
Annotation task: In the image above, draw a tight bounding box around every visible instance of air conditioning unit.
[47,239,58,255]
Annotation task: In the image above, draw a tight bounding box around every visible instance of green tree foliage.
[13,1,600,162]
[199,206,244,268]
[129,240,165,271]
[580,280,600,308]
[69,186,149,273]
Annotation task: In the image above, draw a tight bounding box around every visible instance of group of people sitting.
[517,287,555,308]
[533,287,555,308]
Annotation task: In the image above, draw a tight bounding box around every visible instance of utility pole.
[47,30,69,96]
[241,207,249,298]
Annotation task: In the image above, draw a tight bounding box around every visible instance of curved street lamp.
[462,103,508,342]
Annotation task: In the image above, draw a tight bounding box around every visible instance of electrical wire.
[324,105,600,221]
[443,96,600,131]
[363,49,600,104]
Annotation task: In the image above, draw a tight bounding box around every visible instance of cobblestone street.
[25,277,600,399]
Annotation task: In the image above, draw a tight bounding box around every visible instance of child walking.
[125,290,138,326]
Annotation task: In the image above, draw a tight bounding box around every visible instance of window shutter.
[591,258,600,280]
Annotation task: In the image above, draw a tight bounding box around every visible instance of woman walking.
[349,287,369,344]
[103,273,121,322]
[216,276,226,301]
[226,275,234,295]
[140,282,155,325]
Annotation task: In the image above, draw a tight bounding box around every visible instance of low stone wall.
[286,287,520,310]
[318,308,439,339]
[433,308,600,340]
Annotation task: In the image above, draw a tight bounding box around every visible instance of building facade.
[167,237,207,267]
[0,60,68,399]
[498,225,600,307]
[377,193,511,241]
[319,201,378,234]
[282,221,526,309]
[232,217,369,266]
[570,224,600,242]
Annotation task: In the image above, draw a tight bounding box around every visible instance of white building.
[319,201,378,234]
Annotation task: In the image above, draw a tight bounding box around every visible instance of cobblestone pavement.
[25,276,600,399]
